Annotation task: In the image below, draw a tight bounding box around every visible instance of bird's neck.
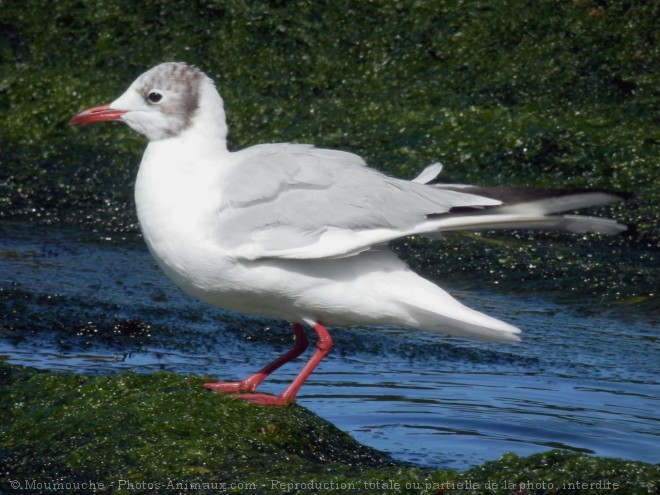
[190,82,229,148]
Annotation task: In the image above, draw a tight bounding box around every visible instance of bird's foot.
[203,381,255,393]
[232,393,292,407]
[203,371,268,394]
[204,382,291,405]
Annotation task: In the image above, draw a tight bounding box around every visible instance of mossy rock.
[1,363,657,494]
[1,0,658,308]
[1,0,658,240]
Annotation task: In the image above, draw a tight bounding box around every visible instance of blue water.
[1,221,658,470]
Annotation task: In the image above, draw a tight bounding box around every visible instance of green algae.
[1,363,657,495]
[0,362,449,495]
[1,0,658,236]
[1,0,658,310]
[456,450,658,495]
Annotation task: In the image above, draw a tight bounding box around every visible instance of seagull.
[70,62,627,406]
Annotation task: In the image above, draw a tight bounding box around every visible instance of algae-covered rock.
[454,450,658,494]
[0,363,379,493]
[1,0,658,240]
[1,363,657,494]
[1,0,658,309]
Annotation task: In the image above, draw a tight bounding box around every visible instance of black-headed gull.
[71,62,626,406]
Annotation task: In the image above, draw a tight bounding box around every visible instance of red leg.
[203,323,308,393]
[238,321,333,406]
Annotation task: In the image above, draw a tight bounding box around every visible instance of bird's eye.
[147,91,163,104]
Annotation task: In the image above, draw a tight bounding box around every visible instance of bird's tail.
[428,187,628,236]
[413,163,629,236]
[376,268,521,343]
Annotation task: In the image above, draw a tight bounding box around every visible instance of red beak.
[70,103,126,125]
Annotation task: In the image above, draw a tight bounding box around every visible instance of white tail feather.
[496,192,622,215]
[429,213,627,235]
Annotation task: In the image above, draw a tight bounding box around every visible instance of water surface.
[1,221,657,470]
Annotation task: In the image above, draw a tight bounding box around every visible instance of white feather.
[83,62,627,344]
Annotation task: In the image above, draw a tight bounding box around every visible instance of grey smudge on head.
[139,62,205,137]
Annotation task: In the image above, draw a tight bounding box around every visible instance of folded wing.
[216,144,626,260]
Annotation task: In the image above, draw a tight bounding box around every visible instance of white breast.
[134,136,236,295]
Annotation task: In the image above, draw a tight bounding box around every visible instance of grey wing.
[215,144,500,260]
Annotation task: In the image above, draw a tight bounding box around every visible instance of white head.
[71,62,228,143]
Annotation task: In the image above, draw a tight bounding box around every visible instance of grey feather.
[217,145,499,253]
[215,144,627,259]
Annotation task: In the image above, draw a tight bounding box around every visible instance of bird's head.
[70,62,226,142]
